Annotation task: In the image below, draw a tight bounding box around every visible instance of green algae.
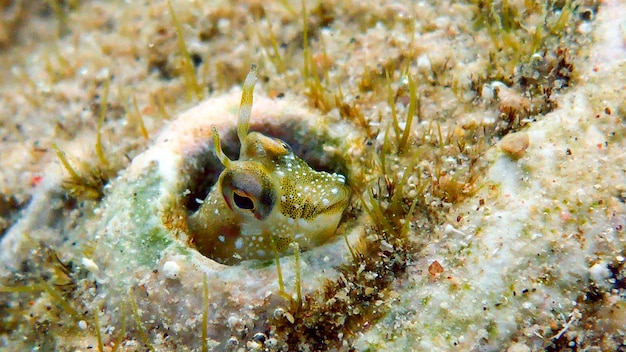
[114,170,176,267]
[137,228,173,266]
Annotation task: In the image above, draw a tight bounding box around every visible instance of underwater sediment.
[1,0,625,351]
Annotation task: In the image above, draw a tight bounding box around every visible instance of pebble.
[417,54,432,72]
[81,257,99,273]
[501,132,530,159]
[162,260,181,279]
[507,342,531,352]
[589,262,611,281]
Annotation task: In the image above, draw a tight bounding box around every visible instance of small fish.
[188,65,350,264]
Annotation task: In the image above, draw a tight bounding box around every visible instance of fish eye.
[233,191,255,210]
[219,164,276,220]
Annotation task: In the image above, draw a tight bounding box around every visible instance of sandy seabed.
[1,0,625,351]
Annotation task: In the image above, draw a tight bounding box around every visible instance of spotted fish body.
[188,66,350,264]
